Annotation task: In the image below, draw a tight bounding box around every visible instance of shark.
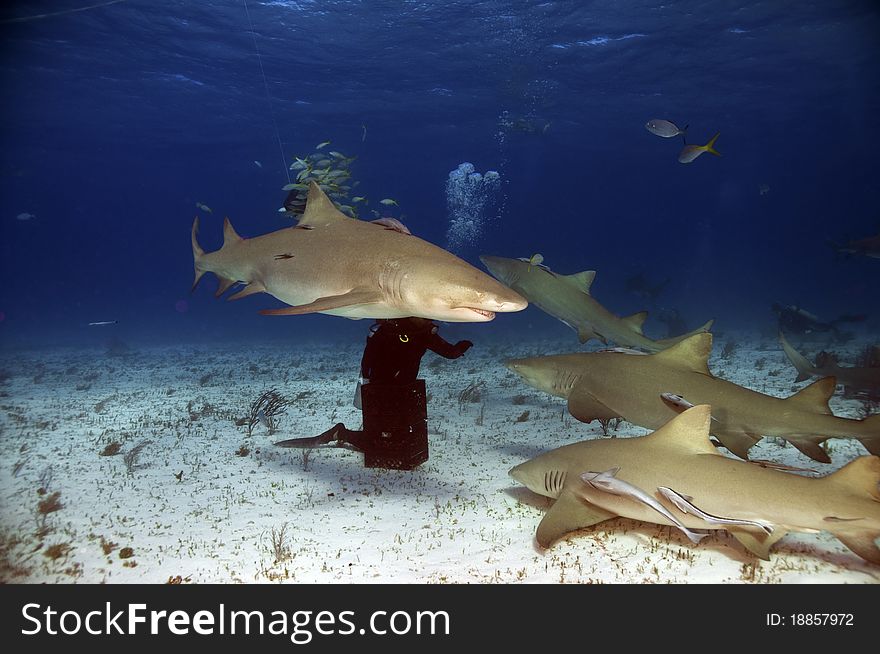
[831,232,880,259]
[479,254,712,352]
[505,332,880,463]
[509,404,880,563]
[191,182,527,322]
[780,331,880,399]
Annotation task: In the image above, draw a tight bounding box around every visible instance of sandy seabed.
[0,332,877,584]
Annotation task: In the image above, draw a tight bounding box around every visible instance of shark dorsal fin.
[786,377,835,415]
[299,181,351,228]
[826,456,880,500]
[222,217,242,248]
[562,271,596,294]
[645,404,719,454]
[621,311,648,334]
[651,332,712,375]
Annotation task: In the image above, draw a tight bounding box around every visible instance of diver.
[772,303,866,341]
[274,317,473,469]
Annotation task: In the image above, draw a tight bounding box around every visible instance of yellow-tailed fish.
[678,132,721,164]
[379,198,399,207]
[352,196,367,203]
[316,141,331,150]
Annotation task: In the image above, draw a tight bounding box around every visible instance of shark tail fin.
[191,216,207,292]
[704,132,721,156]
[858,416,880,456]
[779,331,816,382]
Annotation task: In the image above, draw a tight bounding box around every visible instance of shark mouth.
[467,308,495,319]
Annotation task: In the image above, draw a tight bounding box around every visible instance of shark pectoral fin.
[835,531,880,565]
[215,276,238,297]
[227,281,266,301]
[576,327,600,344]
[787,435,831,464]
[729,526,787,560]
[711,429,760,460]
[259,290,382,316]
[567,385,620,424]
[536,489,616,549]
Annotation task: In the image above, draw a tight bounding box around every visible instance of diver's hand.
[455,340,474,356]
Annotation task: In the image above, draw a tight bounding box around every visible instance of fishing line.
[243,0,290,184]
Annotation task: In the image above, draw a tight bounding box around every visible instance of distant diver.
[274,317,473,469]
[771,303,866,341]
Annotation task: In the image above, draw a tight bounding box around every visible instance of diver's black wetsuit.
[275,318,472,457]
[360,318,471,384]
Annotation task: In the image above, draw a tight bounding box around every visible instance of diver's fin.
[536,488,616,549]
[729,525,786,560]
[227,281,266,301]
[259,289,382,316]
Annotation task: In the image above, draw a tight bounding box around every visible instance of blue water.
[1,0,878,350]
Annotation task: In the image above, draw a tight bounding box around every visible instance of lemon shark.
[191,182,527,321]
[780,331,880,398]
[509,405,880,563]
[480,254,713,352]
[505,333,880,463]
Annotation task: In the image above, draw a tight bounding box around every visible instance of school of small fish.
[282,142,365,218]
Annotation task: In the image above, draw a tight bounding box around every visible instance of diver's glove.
[454,340,474,356]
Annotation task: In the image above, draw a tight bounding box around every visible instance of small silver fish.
[254,160,263,168]
[315,141,331,150]
[88,320,118,326]
[579,467,709,544]
[196,202,213,214]
[256,409,269,428]
[379,198,399,207]
[16,212,35,221]
[645,119,687,138]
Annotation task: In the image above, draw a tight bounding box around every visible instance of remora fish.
[780,331,880,398]
[505,333,880,462]
[191,182,527,322]
[480,254,713,351]
[509,405,880,563]
[578,467,709,543]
